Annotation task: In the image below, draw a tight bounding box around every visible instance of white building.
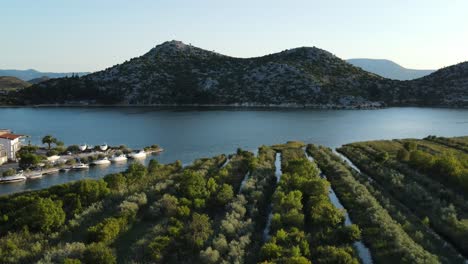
[0,145,7,165]
[0,129,24,161]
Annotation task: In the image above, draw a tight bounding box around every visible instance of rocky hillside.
[16,41,468,108]
[406,62,468,107]
[347,58,435,80]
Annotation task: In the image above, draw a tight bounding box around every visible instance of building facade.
[0,130,23,161]
[0,144,7,165]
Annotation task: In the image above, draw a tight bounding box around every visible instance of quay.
[1,143,164,183]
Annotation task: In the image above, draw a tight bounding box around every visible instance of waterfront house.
[0,129,24,161]
[0,144,7,165]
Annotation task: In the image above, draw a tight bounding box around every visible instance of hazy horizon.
[2,0,467,72]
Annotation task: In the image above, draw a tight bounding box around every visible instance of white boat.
[28,171,43,179]
[110,154,127,163]
[79,144,87,151]
[92,157,111,165]
[128,150,146,159]
[0,172,27,183]
[47,155,61,162]
[71,163,89,170]
[99,144,108,151]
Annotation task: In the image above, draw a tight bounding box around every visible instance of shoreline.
[0,103,466,110]
[1,103,384,110]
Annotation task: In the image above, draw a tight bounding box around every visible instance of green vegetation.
[339,138,468,259]
[0,76,31,104]
[307,145,439,263]
[261,143,361,263]
[16,145,45,169]
[2,137,468,263]
[42,135,63,150]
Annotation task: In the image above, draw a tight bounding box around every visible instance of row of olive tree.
[200,146,277,263]
[308,145,439,264]
[340,144,468,257]
[261,146,361,263]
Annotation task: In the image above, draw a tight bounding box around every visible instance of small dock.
[5,145,164,182]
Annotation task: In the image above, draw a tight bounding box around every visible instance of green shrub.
[83,243,116,264]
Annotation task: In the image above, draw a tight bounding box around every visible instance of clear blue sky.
[2,0,467,72]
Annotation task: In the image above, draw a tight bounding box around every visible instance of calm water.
[1,106,467,195]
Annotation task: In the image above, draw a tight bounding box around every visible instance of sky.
[1,0,467,72]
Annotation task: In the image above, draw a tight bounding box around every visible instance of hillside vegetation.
[14,41,468,108]
[0,76,31,91]
[0,76,31,105]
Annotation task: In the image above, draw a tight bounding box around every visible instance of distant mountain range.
[7,41,468,108]
[0,69,89,82]
[347,59,435,80]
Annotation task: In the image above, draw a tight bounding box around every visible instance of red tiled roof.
[0,133,23,140]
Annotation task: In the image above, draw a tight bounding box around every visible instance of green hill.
[0,76,31,91]
[10,41,468,108]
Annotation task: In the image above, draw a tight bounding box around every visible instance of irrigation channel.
[262,152,282,242]
[305,150,373,264]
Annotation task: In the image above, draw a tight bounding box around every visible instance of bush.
[2,168,16,176]
[18,152,43,169]
[186,213,213,248]
[396,148,410,162]
[21,197,66,232]
[67,145,81,153]
[83,243,116,264]
[87,217,126,243]
[46,149,58,157]
[409,150,434,171]
[375,151,389,162]
[404,142,418,151]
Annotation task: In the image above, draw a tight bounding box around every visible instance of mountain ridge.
[10,40,468,108]
[347,58,435,80]
[0,69,89,81]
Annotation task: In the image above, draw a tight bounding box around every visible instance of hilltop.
[12,41,468,108]
[347,58,435,80]
[18,41,393,108]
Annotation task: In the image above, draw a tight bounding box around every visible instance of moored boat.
[92,157,111,165]
[110,154,127,163]
[99,144,108,151]
[28,171,43,179]
[43,168,60,175]
[47,155,61,163]
[0,172,27,183]
[128,150,146,159]
[71,163,89,170]
[79,144,87,151]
